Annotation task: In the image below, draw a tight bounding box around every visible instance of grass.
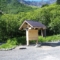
[0,37,26,49]
[0,38,17,49]
[39,34,60,42]
[29,34,60,44]
[0,34,60,49]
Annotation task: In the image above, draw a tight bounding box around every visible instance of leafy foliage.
[0,14,26,42]
[56,0,60,4]
[0,38,17,49]
[0,37,26,49]
[39,34,60,42]
[0,0,34,14]
[49,17,60,34]
[0,0,60,43]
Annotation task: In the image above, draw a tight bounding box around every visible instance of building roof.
[19,20,46,30]
[26,20,46,28]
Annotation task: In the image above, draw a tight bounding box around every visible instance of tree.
[49,16,60,34]
[42,4,49,7]
[0,10,3,15]
[56,0,60,4]
[0,0,8,11]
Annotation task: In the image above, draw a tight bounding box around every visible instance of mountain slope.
[0,0,34,14]
[19,0,57,6]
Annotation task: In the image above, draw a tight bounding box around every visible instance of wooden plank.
[28,30,38,40]
[26,30,29,46]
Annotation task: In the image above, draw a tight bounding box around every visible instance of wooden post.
[41,29,43,37]
[36,30,38,47]
[26,29,29,46]
[36,39,38,45]
[44,29,46,37]
[41,29,46,37]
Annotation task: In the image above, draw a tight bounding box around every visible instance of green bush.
[7,38,17,45]
[29,40,37,44]
[16,37,26,45]
[39,34,60,43]
[0,38,17,49]
[39,36,46,42]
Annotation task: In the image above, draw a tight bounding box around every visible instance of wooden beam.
[26,29,29,46]
[41,29,43,37]
[41,29,46,37]
[43,29,46,37]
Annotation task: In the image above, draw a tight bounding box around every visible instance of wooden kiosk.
[19,20,46,46]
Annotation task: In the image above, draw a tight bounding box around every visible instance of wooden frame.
[19,20,46,46]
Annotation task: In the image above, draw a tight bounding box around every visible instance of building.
[19,20,46,45]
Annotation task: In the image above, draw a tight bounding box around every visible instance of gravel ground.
[0,45,60,60]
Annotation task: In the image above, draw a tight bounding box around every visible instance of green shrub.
[7,38,17,45]
[39,34,60,43]
[0,34,60,49]
[0,36,26,49]
[30,40,37,44]
[16,36,26,45]
[0,38,17,49]
[39,36,46,42]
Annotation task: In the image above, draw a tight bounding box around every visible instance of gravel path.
[0,45,60,60]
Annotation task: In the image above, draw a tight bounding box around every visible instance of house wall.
[28,29,38,40]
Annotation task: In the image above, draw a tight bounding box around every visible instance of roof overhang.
[19,20,46,30]
[19,20,33,30]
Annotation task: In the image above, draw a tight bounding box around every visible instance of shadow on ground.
[41,42,60,47]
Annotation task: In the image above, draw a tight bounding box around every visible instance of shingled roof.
[19,20,46,30]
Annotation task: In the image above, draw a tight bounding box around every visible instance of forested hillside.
[0,0,34,14]
[0,0,60,42]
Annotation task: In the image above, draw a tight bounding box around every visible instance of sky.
[25,0,48,1]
